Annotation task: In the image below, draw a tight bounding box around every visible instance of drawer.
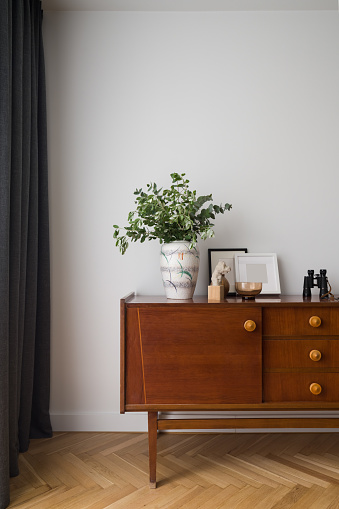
[263,307,339,337]
[264,373,339,402]
[263,339,339,369]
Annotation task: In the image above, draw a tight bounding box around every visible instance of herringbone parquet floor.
[9,431,339,508]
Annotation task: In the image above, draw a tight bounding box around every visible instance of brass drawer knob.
[309,316,321,328]
[309,349,322,362]
[244,320,256,332]
[310,383,322,395]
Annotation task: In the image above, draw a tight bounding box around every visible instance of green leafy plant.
[113,172,232,254]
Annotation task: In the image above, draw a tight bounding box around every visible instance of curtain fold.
[0,1,52,508]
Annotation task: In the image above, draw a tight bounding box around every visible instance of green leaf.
[113,173,231,253]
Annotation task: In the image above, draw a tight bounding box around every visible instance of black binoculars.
[303,269,329,299]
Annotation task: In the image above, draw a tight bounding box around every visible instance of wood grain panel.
[126,402,339,411]
[138,307,262,404]
[264,373,339,402]
[263,339,339,369]
[120,293,135,412]
[263,307,339,336]
[125,308,145,406]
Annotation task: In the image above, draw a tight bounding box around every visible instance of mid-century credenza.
[120,293,339,487]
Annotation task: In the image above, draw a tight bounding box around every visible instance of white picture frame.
[234,253,281,295]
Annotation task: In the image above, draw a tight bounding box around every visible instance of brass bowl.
[235,282,262,299]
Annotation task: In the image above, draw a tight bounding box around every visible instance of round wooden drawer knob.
[309,350,322,362]
[244,320,256,332]
[310,383,322,395]
[309,316,321,328]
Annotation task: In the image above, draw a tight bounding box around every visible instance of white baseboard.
[50,412,148,432]
[50,410,339,433]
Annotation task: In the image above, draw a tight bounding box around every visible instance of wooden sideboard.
[120,293,339,487]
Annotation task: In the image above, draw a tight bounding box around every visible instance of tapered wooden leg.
[148,412,158,488]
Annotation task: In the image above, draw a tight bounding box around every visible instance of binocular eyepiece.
[303,269,328,299]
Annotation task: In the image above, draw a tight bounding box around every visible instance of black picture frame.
[208,248,248,295]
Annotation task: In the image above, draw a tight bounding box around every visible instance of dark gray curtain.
[0,1,52,507]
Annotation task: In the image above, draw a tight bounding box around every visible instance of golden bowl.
[235,282,262,299]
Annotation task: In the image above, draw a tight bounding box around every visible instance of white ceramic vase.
[160,241,200,299]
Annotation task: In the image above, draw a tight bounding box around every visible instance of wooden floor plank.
[270,484,311,509]
[321,487,339,509]
[163,485,222,509]
[173,485,223,509]
[198,485,240,509]
[158,455,213,488]
[304,453,339,473]
[89,453,134,489]
[284,485,326,509]
[268,454,332,488]
[142,485,192,509]
[281,454,339,483]
[63,453,114,489]
[237,454,297,488]
[209,454,280,488]
[28,433,95,456]
[169,453,248,489]
[246,486,291,509]
[103,453,148,489]
[252,453,317,488]
[100,433,148,456]
[13,487,85,509]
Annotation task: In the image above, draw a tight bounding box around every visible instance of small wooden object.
[310,382,322,395]
[309,315,321,328]
[208,285,224,302]
[309,349,322,362]
[244,320,257,332]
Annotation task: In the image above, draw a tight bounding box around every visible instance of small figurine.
[211,261,231,286]
[208,261,231,301]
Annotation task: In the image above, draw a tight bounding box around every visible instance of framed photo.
[234,253,281,295]
[208,248,248,295]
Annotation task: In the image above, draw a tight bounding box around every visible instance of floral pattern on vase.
[160,241,200,299]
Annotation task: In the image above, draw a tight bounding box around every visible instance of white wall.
[43,10,339,431]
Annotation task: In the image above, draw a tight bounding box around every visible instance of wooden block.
[208,285,224,302]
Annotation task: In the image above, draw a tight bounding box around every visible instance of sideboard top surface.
[122,293,339,307]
